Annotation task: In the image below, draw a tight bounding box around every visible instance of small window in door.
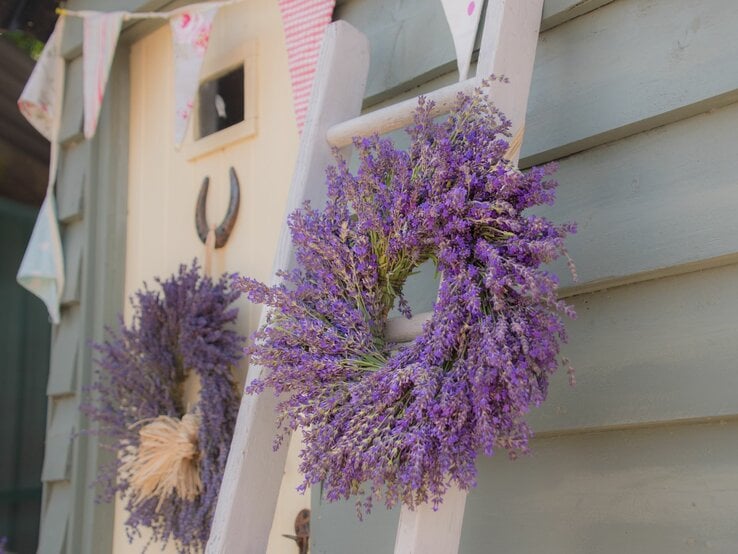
[185,40,257,161]
[198,65,245,139]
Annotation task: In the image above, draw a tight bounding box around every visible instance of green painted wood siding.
[37,2,237,552]
[37,1,135,547]
[311,1,738,552]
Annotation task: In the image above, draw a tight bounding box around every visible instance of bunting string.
[56,0,246,21]
[17,0,474,323]
[18,0,338,323]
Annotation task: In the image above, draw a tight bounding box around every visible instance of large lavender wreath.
[84,263,242,550]
[237,84,575,513]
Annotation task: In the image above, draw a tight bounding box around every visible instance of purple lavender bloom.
[83,262,243,551]
[236,82,576,515]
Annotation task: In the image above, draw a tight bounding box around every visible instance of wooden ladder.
[207,2,544,552]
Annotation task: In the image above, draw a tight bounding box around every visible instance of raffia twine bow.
[121,413,202,509]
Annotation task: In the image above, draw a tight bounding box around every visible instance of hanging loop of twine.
[203,224,216,278]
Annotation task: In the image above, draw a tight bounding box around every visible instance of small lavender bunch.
[84,262,243,551]
[237,83,575,514]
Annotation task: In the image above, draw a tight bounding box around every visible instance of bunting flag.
[83,12,124,139]
[17,17,67,324]
[441,0,483,81]
[17,16,66,141]
[278,0,335,133]
[17,194,66,324]
[170,7,218,147]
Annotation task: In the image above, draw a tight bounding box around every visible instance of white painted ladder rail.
[385,4,543,551]
[207,2,543,552]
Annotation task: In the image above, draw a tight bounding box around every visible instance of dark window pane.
[198,65,245,139]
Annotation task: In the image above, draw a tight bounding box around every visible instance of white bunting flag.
[17,16,66,141]
[441,0,483,81]
[83,12,124,139]
[170,7,218,147]
[17,194,65,324]
[278,0,335,133]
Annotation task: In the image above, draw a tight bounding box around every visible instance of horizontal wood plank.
[61,222,84,305]
[390,98,738,334]
[530,262,738,434]
[462,419,738,553]
[47,306,80,396]
[344,0,738,168]
[57,141,89,223]
[314,420,738,553]
[37,481,72,553]
[41,397,77,482]
[337,0,619,104]
[59,57,83,144]
[389,263,738,435]
[335,0,454,104]
[523,0,738,166]
[543,100,738,291]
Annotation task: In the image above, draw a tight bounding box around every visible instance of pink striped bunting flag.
[278,0,336,133]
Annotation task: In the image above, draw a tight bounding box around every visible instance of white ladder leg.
[206,21,370,553]
[393,2,544,553]
[394,485,468,554]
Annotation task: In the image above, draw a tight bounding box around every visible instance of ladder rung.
[326,79,480,148]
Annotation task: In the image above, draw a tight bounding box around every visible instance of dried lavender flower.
[236,82,576,514]
[83,262,243,551]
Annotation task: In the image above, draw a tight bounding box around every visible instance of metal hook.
[195,167,240,249]
[282,509,310,554]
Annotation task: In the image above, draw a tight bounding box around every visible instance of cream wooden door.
[120,2,305,552]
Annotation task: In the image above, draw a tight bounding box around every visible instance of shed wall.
[311,1,738,552]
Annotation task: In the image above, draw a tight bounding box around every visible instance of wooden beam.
[206,21,370,553]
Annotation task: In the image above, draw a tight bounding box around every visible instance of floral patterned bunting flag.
[170,7,218,147]
[441,0,483,81]
[17,16,66,141]
[83,12,124,139]
[278,0,335,133]
[17,194,65,324]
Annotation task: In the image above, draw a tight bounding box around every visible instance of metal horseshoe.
[195,167,240,249]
